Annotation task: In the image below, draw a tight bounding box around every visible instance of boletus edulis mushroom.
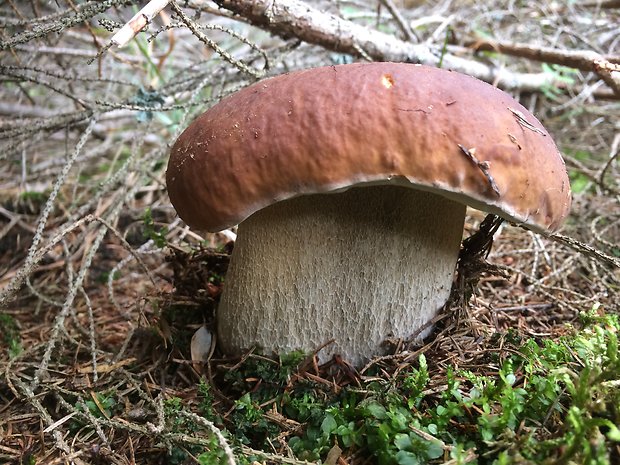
[166,63,571,367]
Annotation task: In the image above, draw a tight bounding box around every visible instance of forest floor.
[0,1,619,464]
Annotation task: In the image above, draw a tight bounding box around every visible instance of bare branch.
[546,232,620,269]
[110,0,171,47]
[593,59,620,96]
[207,0,570,91]
[467,39,620,72]
[582,0,620,7]
[599,133,620,192]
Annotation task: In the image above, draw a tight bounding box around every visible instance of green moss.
[199,306,620,464]
[0,313,22,358]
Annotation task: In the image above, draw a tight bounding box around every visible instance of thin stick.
[379,0,417,42]
[467,39,619,71]
[170,1,264,78]
[598,133,620,191]
[111,0,171,48]
[457,144,501,196]
[178,411,237,465]
[593,59,620,96]
[545,232,620,269]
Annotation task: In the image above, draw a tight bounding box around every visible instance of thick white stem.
[217,185,466,367]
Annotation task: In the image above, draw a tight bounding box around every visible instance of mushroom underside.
[217,185,467,367]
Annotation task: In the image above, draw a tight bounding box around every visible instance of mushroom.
[167,63,571,367]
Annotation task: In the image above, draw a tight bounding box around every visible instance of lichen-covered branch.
[0,0,130,50]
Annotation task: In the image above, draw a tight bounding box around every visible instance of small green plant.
[96,269,121,284]
[196,435,231,465]
[163,396,204,464]
[15,190,49,215]
[165,396,199,433]
[402,353,430,408]
[198,379,219,421]
[541,63,577,101]
[143,207,168,247]
[77,392,117,419]
[19,190,48,204]
[568,169,591,194]
[223,350,306,398]
[69,392,119,434]
[0,313,22,358]
[222,352,308,447]
[437,27,452,69]
[231,393,280,445]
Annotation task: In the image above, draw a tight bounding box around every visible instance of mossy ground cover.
[160,306,620,465]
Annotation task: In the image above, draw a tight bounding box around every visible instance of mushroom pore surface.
[217,185,466,366]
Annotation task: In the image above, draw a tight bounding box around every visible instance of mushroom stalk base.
[217,185,466,367]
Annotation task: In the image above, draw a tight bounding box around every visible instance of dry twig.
[467,39,619,72]
[110,0,170,47]
[457,145,501,196]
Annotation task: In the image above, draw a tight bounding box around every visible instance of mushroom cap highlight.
[167,63,571,233]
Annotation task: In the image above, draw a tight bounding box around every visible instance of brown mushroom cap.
[167,62,571,233]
